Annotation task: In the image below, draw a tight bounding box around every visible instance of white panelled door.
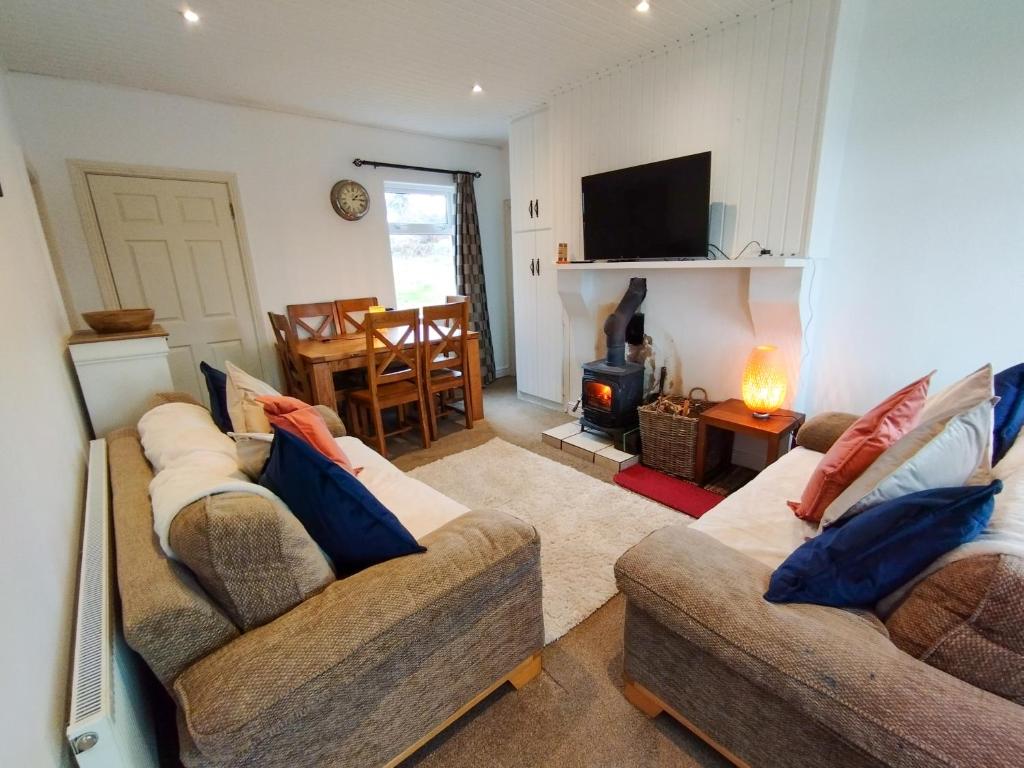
[86,174,263,403]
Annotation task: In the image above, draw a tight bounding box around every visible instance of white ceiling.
[0,0,776,145]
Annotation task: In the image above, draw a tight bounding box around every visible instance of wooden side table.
[694,399,805,485]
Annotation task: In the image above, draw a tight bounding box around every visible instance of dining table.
[295,326,484,420]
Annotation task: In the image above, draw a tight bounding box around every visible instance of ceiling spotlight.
[182,8,200,23]
[472,83,483,94]
[635,1,650,11]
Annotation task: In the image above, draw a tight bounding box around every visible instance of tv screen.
[582,151,711,261]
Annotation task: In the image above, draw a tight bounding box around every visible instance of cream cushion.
[819,398,996,530]
[225,361,279,433]
[919,364,995,482]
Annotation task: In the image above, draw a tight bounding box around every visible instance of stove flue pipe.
[603,277,647,366]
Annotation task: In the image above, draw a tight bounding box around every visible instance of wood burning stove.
[580,277,647,437]
[581,360,645,432]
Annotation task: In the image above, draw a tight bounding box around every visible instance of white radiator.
[67,439,160,767]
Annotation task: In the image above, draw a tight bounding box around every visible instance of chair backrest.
[422,301,470,374]
[268,311,308,398]
[364,309,421,390]
[287,301,342,340]
[443,295,470,327]
[335,297,380,334]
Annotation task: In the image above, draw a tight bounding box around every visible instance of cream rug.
[408,438,687,643]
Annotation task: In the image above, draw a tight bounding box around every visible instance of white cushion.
[691,446,819,569]
[920,363,994,482]
[338,436,468,541]
[819,398,995,530]
[225,361,279,433]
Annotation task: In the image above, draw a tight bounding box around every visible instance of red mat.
[613,464,724,519]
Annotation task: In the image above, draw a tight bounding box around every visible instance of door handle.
[536,258,540,275]
[530,258,536,276]
[528,200,534,219]
[534,198,539,218]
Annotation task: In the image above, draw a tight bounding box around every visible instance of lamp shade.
[742,345,787,418]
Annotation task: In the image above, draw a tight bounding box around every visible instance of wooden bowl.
[81,308,155,334]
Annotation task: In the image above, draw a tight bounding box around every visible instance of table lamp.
[741,344,787,419]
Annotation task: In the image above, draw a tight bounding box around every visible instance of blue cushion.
[764,481,1002,608]
[199,362,231,432]
[259,428,424,575]
[994,363,1024,465]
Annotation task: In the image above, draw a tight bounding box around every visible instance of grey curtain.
[453,172,495,385]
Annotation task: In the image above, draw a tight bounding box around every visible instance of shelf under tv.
[555,257,809,271]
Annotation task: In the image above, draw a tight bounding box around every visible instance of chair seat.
[428,368,464,387]
[349,380,421,406]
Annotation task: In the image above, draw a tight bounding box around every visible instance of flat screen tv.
[582,151,711,261]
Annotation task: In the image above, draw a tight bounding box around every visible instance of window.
[384,182,457,308]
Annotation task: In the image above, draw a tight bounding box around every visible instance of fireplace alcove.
[557,258,810,457]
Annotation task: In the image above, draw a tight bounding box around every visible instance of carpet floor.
[393,378,731,768]
[409,438,683,642]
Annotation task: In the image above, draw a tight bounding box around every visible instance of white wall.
[6,74,513,383]
[0,66,90,768]
[548,0,837,405]
[802,0,1024,414]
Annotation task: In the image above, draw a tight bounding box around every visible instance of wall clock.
[330,180,370,221]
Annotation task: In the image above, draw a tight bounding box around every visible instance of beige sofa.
[616,416,1024,767]
[108,396,544,767]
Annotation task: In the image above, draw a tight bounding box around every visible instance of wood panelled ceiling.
[0,0,778,144]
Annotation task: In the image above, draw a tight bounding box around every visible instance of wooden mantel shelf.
[554,257,808,271]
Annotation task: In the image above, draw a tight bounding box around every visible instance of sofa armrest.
[795,411,858,453]
[173,509,543,764]
[313,404,346,437]
[615,527,1024,768]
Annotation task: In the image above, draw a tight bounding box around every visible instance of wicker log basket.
[638,387,719,481]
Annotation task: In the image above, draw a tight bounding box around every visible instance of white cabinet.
[511,106,561,405]
[510,110,552,233]
[512,229,562,404]
[69,329,174,437]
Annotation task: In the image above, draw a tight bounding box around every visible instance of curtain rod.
[352,159,482,178]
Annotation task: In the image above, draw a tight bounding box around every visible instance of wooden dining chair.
[347,309,430,458]
[335,297,380,334]
[287,301,342,340]
[443,295,470,326]
[421,301,474,440]
[268,311,311,400]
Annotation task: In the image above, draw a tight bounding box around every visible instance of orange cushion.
[256,395,355,474]
[789,372,933,522]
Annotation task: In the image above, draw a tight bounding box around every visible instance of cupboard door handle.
[530,258,536,276]
[528,200,534,219]
[536,258,540,275]
[534,198,539,218]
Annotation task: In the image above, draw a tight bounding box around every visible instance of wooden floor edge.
[382,652,543,768]
[622,678,751,768]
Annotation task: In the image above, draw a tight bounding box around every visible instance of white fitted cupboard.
[509,108,562,406]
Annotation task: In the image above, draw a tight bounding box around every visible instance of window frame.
[383,181,456,236]
[383,181,459,309]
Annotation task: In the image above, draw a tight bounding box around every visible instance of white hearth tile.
[541,421,583,448]
[595,446,640,472]
[562,430,613,462]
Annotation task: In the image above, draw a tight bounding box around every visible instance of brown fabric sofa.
[108,423,544,767]
[614,412,1024,767]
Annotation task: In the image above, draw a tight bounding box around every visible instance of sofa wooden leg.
[381,652,544,768]
[507,652,542,690]
[623,678,752,768]
[624,678,664,718]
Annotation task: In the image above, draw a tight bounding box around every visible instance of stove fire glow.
[584,381,614,411]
